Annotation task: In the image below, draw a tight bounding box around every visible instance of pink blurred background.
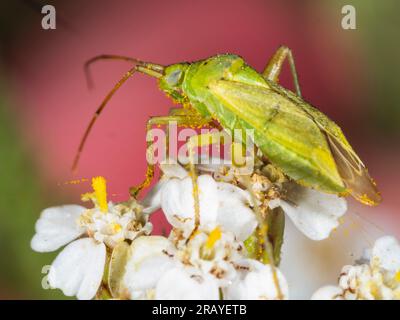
[0,0,399,298]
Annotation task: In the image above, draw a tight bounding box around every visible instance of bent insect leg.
[183,131,229,242]
[240,175,284,299]
[183,129,258,242]
[129,113,213,198]
[262,46,302,97]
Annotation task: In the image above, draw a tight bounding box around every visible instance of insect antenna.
[72,58,165,172]
[84,55,155,89]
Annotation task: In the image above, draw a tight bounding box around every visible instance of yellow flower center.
[395,270,400,283]
[92,176,108,213]
[205,227,222,250]
[110,222,122,234]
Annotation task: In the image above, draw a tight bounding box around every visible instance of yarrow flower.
[33,157,395,300]
[148,159,347,242]
[142,162,258,241]
[121,161,289,300]
[118,229,288,300]
[31,177,152,300]
[311,236,400,300]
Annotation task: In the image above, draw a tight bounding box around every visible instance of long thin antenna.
[72,56,165,172]
[72,66,138,172]
[84,55,144,89]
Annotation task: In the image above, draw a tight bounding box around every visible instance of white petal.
[142,180,166,214]
[127,256,176,299]
[311,286,343,300]
[280,186,347,240]
[216,182,257,241]
[48,238,106,300]
[217,181,252,203]
[160,175,219,231]
[160,162,188,179]
[155,268,219,300]
[268,198,281,210]
[225,260,288,300]
[142,163,188,214]
[372,236,400,273]
[126,236,174,265]
[31,205,86,252]
[280,213,388,300]
[123,236,176,298]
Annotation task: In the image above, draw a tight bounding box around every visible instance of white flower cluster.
[31,177,152,300]
[31,160,398,300]
[312,236,400,300]
[120,232,287,300]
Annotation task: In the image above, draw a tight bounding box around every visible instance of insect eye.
[166,69,183,86]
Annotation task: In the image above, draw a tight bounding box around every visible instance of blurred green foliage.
[0,81,66,299]
[336,0,400,137]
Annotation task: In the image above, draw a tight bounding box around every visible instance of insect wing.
[209,80,345,193]
[267,81,381,206]
[325,132,381,205]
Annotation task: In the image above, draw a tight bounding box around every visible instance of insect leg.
[262,46,302,97]
[183,132,228,243]
[186,135,201,242]
[241,176,284,299]
[129,114,213,197]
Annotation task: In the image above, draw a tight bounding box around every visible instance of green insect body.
[158,54,380,206]
[76,48,381,206]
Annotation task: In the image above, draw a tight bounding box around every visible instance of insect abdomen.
[206,80,347,195]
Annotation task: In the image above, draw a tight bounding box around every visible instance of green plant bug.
[73,46,381,208]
